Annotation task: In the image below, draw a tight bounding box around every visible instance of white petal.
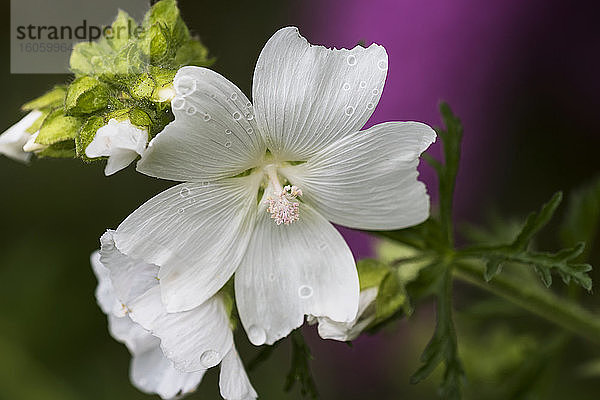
[131,342,205,400]
[137,67,266,182]
[114,174,260,312]
[314,287,378,342]
[99,230,159,311]
[107,313,156,354]
[129,288,234,372]
[219,347,257,400]
[104,148,139,175]
[235,202,359,345]
[252,27,388,160]
[90,251,122,316]
[280,121,436,230]
[0,110,41,162]
[22,132,46,152]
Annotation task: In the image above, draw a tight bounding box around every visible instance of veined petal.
[219,347,257,400]
[0,110,41,163]
[99,230,159,313]
[252,27,388,160]
[129,287,234,373]
[137,67,266,182]
[90,251,123,316]
[235,202,359,345]
[130,339,205,400]
[280,121,436,230]
[107,313,156,354]
[114,174,260,312]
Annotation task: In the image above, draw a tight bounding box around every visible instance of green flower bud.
[65,76,110,115]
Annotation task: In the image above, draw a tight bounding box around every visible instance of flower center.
[264,165,303,225]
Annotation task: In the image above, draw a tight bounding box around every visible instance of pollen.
[265,185,303,225]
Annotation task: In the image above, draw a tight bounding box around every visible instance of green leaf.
[25,110,50,134]
[175,39,215,67]
[411,269,464,399]
[375,271,410,321]
[36,109,82,145]
[356,259,390,291]
[65,76,110,115]
[21,86,66,111]
[560,176,600,255]
[284,331,318,399]
[106,10,137,51]
[130,73,156,100]
[511,191,562,251]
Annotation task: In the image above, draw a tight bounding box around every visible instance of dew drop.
[179,187,190,197]
[377,59,388,71]
[359,80,367,88]
[246,102,252,108]
[268,273,276,281]
[298,285,314,299]
[342,82,351,91]
[346,54,357,66]
[203,113,211,122]
[366,102,374,110]
[209,93,216,99]
[174,76,197,96]
[247,325,267,345]
[201,181,210,187]
[200,350,220,368]
[232,111,241,120]
[225,129,232,135]
[177,208,184,214]
[372,88,379,95]
[230,93,238,101]
[172,97,185,110]
[224,141,232,148]
[186,106,196,115]
[245,113,254,121]
[246,127,254,134]
[345,106,355,116]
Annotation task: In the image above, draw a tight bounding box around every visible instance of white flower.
[111,26,436,346]
[308,287,378,342]
[85,118,148,176]
[91,231,257,400]
[22,131,48,153]
[0,110,42,162]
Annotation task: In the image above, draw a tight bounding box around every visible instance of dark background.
[1,0,599,399]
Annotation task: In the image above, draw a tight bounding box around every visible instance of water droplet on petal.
[246,102,252,108]
[200,350,220,368]
[347,54,357,66]
[232,111,241,120]
[230,93,238,101]
[377,59,388,71]
[179,187,190,197]
[247,325,267,345]
[201,181,210,187]
[172,97,185,110]
[342,82,350,91]
[224,141,232,148]
[245,113,254,121]
[359,81,367,88]
[268,273,276,281]
[177,208,184,214]
[225,129,232,135]
[345,106,355,116]
[203,113,211,122]
[372,88,379,95]
[246,127,254,134]
[298,285,314,299]
[186,106,196,115]
[175,76,197,96]
[366,102,374,110]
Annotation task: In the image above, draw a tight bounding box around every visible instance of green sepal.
[76,115,106,159]
[143,0,189,44]
[65,76,110,115]
[175,39,215,67]
[25,110,50,134]
[375,271,411,322]
[36,109,82,145]
[356,259,390,291]
[130,73,156,100]
[128,108,153,129]
[36,140,76,158]
[106,10,138,51]
[21,86,66,111]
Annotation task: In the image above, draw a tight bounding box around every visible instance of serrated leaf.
[65,76,110,115]
[484,258,504,281]
[36,109,82,145]
[21,86,66,111]
[36,140,76,158]
[512,192,562,251]
[560,176,600,256]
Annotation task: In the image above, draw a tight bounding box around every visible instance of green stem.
[453,261,600,344]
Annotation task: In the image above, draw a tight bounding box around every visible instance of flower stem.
[453,260,600,344]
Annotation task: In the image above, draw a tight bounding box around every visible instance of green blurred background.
[1,0,599,399]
